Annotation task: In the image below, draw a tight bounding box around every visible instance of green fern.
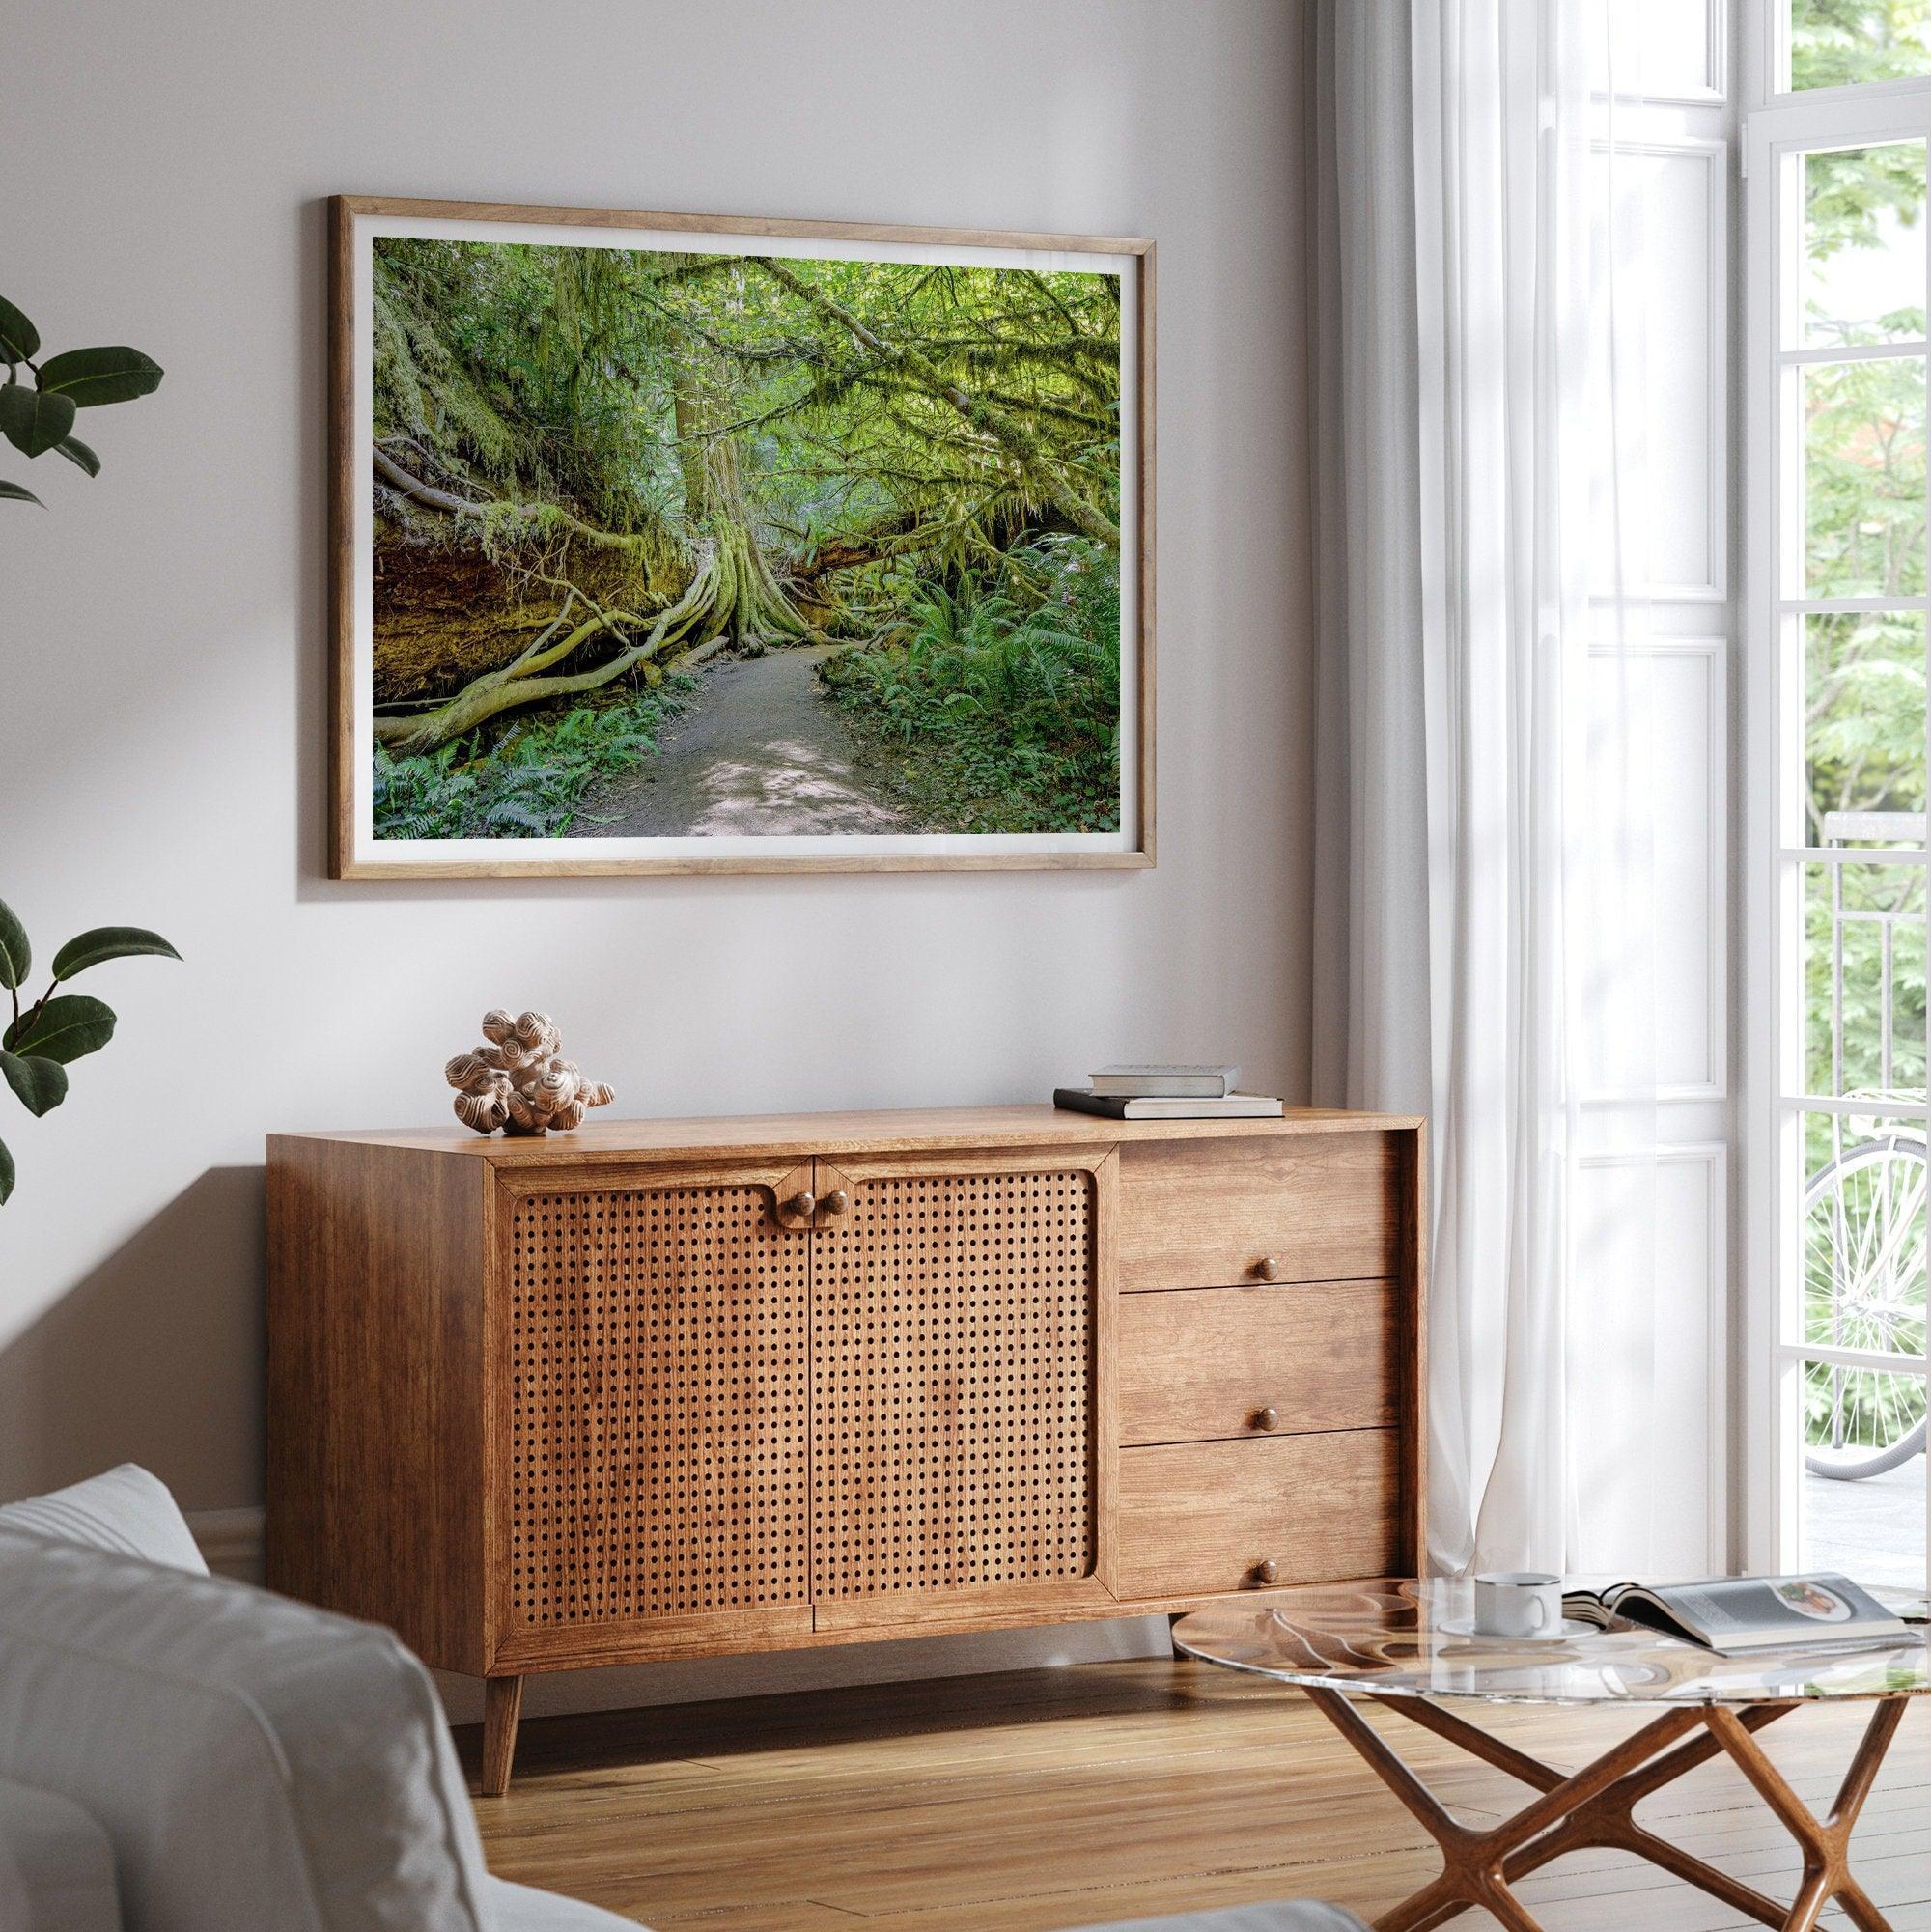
[372,677,693,841]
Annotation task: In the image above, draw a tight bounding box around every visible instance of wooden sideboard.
[266,1105,1425,1791]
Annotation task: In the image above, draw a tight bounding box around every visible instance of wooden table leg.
[1302,1689,1701,1931]
[1498,1702,1801,1929]
[1299,1690,1913,1932]
[1703,1699,1909,1932]
[482,1673,524,1798]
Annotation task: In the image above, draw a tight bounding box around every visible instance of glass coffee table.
[1173,1579,1930,1932]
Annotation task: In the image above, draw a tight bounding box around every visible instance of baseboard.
[188,1503,266,1582]
[189,1507,1174,1723]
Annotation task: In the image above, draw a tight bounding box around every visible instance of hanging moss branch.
[373,447,657,555]
[746,257,1121,549]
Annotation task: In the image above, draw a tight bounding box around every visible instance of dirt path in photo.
[583,643,913,837]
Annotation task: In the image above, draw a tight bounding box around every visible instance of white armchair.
[0,1466,633,1932]
[0,1466,1363,1932]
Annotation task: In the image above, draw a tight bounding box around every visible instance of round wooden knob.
[788,1190,816,1218]
[1253,1557,1279,1585]
[1254,1406,1279,1432]
[821,1189,850,1217]
[1254,1255,1281,1281]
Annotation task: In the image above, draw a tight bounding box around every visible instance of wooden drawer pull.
[1253,1557,1279,1585]
[820,1189,850,1217]
[787,1190,817,1219]
[1254,1406,1279,1432]
[1254,1255,1281,1281]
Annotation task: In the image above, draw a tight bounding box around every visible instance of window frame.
[1743,8,1931,1596]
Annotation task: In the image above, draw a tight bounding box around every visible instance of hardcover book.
[1089,1063,1239,1097]
[1054,1087,1283,1120]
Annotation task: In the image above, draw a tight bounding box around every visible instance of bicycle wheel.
[1802,1134,1929,1481]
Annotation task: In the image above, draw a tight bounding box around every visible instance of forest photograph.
[336,205,1147,874]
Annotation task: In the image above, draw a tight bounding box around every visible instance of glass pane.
[1800,1363,1928,1590]
[1802,1131,1929,1356]
[1802,145,1927,349]
[1791,0,1931,91]
[1804,356,1926,598]
[1804,862,1927,1095]
[1798,1110,1931,1357]
[1805,613,1927,843]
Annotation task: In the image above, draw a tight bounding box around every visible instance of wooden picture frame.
[328,196,1155,878]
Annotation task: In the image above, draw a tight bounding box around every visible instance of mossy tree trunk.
[673,356,811,655]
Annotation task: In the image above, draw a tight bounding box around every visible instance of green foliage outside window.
[1791,0,1931,91]
[1792,1,1931,1458]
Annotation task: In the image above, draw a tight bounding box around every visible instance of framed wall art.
[328,195,1154,877]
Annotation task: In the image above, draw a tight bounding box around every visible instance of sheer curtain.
[1309,0,1663,1576]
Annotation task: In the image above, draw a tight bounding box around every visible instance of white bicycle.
[1804,1130,1929,1481]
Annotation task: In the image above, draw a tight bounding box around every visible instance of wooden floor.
[463,1658,1931,1931]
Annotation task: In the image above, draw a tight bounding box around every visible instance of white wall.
[0,0,1314,1715]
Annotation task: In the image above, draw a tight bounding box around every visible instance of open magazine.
[1563,1574,1917,1658]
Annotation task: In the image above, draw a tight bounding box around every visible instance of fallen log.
[373,560,718,753]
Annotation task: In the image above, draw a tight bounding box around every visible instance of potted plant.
[3,290,172,1200]
[1,291,161,503]
[0,904,179,1204]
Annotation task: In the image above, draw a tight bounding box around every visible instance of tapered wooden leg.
[482,1674,524,1798]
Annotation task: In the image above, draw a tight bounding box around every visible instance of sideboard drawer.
[1115,1431,1401,1599]
[1119,1282,1398,1445]
[1117,1134,1403,1292]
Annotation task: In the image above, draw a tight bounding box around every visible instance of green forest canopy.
[369,238,1126,838]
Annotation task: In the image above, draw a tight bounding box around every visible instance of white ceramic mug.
[1471,1572,1563,1639]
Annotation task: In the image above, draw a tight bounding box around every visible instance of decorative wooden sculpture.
[443,1009,613,1135]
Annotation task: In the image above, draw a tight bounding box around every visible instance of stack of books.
[1053,1064,1285,1120]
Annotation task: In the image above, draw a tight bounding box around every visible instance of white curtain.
[1310,0,1663,1576]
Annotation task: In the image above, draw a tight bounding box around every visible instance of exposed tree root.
[706,511,814,654]
[370,519,840,755]
[678,635,732,672]
[374,563,717,753]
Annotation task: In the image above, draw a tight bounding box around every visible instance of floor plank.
[463,1658,1931,1930]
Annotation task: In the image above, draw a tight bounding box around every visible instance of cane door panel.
[497,1166,813,1657]
[808,1150,1117,1625]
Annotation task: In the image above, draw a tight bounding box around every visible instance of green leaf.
[0,382,77,459]
[36,347,163,409]
[0,1133,14,1206]
[5,994,115,1064]
[53,434,99,478]
[0,479,44,507]
[0,1050,67,1117]
[51,926,180,980]
[0,900,27,989]
[0,296,39,364]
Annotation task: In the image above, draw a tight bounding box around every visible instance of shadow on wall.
[0,1166,266,1508]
